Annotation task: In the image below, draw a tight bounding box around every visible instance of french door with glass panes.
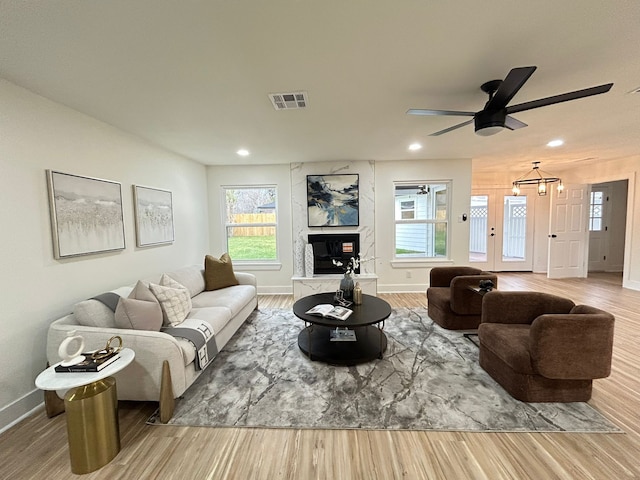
[469,189,534,271]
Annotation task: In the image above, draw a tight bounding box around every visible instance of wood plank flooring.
[1,272,639,479]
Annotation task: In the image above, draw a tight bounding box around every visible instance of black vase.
[340,273,355,300]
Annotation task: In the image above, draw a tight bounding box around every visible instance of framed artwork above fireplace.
[307,174,359,227]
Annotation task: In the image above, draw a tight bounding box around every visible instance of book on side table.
[305,304,353,321]
[54,351,121,373]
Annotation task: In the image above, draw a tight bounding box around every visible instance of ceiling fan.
[407,66,613,136]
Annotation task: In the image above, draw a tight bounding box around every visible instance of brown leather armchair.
[426,266,498,329]
[478,291,615,402]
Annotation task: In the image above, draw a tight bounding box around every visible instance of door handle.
[548,234,557,238]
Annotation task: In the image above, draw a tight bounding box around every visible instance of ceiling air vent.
[268,91,308,110]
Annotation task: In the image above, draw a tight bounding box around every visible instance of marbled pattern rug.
[148,308,621,433]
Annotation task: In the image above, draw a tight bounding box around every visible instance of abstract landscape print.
[133,185,174,247]
[307,174,359,227]
[47,170,125,258]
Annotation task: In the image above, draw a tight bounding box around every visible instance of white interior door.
[548,184,589,278]
[469,189,534,271]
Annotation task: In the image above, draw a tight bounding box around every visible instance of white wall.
[375,158,473,292]
[0,79,210,431]
[207,159,473,294]
[206,163,293,294]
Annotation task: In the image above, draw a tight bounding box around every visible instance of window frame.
[393,181,451,261]
[589,190,604,232]
[222,184,280,266]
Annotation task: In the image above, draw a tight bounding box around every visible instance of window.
[223,186,277,261]
[589,191,604,231]
[400,200,415,219]
[394,182,449,258]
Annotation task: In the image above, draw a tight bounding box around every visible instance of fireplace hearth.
[308,233,360,275]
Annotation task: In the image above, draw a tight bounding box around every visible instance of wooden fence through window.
[229,213,276,236]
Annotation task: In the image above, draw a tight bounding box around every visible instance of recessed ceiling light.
[237,149,250,156]
[547,139,564,148]
[408,143,422,151]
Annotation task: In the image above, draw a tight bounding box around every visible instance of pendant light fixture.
[511,162,564,196]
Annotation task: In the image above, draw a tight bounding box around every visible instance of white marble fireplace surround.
[291,161,377,298]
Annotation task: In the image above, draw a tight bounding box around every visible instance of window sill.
[390,259,454,269]
[234,262,282,271]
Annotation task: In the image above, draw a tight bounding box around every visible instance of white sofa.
[45,265,258,422]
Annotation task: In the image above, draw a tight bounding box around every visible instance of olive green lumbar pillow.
[204,253,239,291]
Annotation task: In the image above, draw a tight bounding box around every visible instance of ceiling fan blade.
[504,115,528,130]
[485,66,537,111]
[506,83,613,114]
[407,108,475,117]
[428,119,474,136]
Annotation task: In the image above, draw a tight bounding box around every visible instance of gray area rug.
[148,308,621,433]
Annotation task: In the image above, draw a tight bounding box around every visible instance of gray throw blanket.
[162,319,219,370]
[92,292,217,370]
[92,292,121,312]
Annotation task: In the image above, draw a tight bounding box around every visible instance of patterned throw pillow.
[149,275,192,327]
[204,253,239,291]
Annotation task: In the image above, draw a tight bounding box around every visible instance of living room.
[2,1,640,478]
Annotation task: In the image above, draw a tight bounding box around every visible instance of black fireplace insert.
[308,233,360,275]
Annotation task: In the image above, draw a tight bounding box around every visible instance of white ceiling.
[1,1,639,174]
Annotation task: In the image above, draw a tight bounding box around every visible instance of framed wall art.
[46,170,126,259]
[133,185,175,247]
[307,174,359,227]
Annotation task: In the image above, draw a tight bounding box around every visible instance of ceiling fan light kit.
[512,161,564,197]
[407,66,613,137]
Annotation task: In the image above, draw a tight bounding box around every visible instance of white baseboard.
[0,388,44,434]
[378,283,427,293]
[257,286,293,295]
[623,278,640,291]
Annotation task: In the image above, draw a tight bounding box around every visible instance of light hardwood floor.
[1,273,639,479]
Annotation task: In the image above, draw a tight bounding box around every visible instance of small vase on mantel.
[340,273,355,300]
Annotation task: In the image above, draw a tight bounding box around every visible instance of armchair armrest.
[481,291,575,325]
[530,312,615,379]
[450,274,498,315]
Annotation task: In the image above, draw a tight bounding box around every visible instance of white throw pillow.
[150,275,192,327]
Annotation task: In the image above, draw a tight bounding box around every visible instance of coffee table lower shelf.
[297,325,387,366]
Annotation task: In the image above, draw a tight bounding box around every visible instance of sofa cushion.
[187,307,233,334]
[150,275,192,327]
[478,323,534,375]
[74,286,133,328]
[166,266,206,298]
[204,253,239,291]
[191,284,256,317]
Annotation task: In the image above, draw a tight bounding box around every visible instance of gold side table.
[36,348,135,474]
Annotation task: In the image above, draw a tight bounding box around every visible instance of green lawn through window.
[228,235,276,260]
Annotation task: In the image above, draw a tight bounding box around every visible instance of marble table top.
[35,348,135,390]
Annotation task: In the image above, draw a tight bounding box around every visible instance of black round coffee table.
[293,292,392,365]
